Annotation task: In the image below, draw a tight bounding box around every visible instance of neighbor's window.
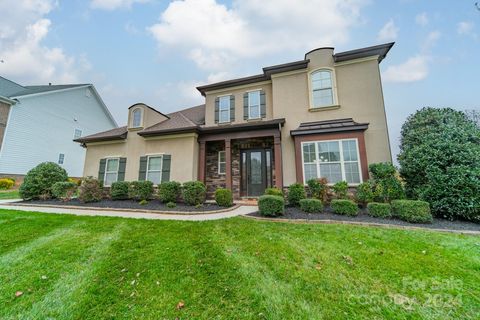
[132,108,142,128]
[248,90,261,119]
[219,96,230,123]
[58,153,65,165]
[104,158,119,186]
[302,139,361,184]
[74,129,82,139]
[218,151,226,174]
[146,155,163,185]
[311,70,334,107]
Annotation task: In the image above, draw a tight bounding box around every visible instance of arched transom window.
[132,108,143,128]
[311,70,334,107]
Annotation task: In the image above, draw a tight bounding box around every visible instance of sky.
[0,0,479,161]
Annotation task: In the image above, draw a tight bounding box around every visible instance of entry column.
[274,135,283,189]
[225,138,232,189]
[198,140,206,183]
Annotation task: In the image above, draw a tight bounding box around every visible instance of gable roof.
[0,76,26,97]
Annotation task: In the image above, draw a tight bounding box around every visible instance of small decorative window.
[218,151,226,174]
[104,158,119,186]
[146,155,163,185]
[132,108,142,128]
[248,91,261,119]
[74,129,82,139]
[218,96,230,123]
[58,153,65,165]
[311,70,334,108]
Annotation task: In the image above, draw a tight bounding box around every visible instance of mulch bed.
[19,199,229,212]
[248,206,480,232]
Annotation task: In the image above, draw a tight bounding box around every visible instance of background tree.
[398,107,480,221]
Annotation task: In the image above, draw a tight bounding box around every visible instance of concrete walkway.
[0,200,257,221]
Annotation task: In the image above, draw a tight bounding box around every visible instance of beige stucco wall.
[204,82,273,127]
[83,132,199,183]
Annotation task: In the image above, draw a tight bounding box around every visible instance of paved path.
[0,201,258,221]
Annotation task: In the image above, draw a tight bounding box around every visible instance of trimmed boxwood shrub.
[110,181,130,200]
[19,162,68,200]
[215,188,233,207]
[158,181,181,203]
[51,181,77,201]
[264,187,283,197]
[332,181,348,199]
[78,177,103,203]
[182,181,206,206]
[391,200,433,223]
[299,198,323,213]
[0,178,14,190]
[369,163,405,203]
[128,181,154,201]
[331,199,359,216]
[356,181,374,207]
[287,183,306,206]
[367,202,392,218]
[258,195,284,216]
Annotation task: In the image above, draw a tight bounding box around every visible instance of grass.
[0,190,20,199]
[0,209,478,319]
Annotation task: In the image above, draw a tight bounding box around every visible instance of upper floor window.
[248,90,261,119]
[58,153,65,165]
[311,70,334,108]
[74,129,82,139]
[219,96,230,123]
[132,108,143,128]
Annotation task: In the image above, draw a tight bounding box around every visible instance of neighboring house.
[76,43,394,199]
[0,76,117,178]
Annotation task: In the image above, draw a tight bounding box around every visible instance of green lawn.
[0,209,478,319]
[0,190,20,199]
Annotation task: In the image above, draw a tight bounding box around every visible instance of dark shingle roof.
[0,76,26,97]
[290,118,369,136]
[74,126,128,143]
[12,84,90,97]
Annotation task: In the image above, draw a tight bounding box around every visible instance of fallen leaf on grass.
[315,264,322,270]
[15,291,23,297]
[176,301,185,310]
[41,275,47,280]
[343,255,354,265]
[130,280,136,285]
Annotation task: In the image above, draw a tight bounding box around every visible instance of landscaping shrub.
[369,163,405,203]
[307,178,328,202]
[391,200,433,223]
[264,187,283,197]
[182,181,206,206]
[331,199,358,216]
[139,199,148,205]
[367,202,392,218]
[78,177,103,203]
[128,181,154,201]
[166,202,176,208]
[332,181,348,199]
[356,181,374,207]
[51,181,77,201]
[215,188,233,207]
[398,107,480,221]
[258,195,285,216]
[110,181,130,200]
[287,183,306,206]
[19,162,68,200]
[158,181,181,203]
[299,198,323,213]
[0,178,14,190]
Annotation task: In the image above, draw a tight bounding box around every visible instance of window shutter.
[214,97,219,123]
[138,156,147,181]
[260,90,266,118]
[161,155,171,182]
[118,158,127,181]
[243,93,248,120]
[98,159,106,182]
[230,95,235,122]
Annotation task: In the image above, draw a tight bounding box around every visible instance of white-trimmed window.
[311,70,334,107]
[218,151,226,174]
[74,129,82,139]
[58,153,65,165]
[248,90,261,119]
[302,139,361,184]
[104,158,119,186]
[132,108,143,128]
[146,155,163,185]
[219,96,230,123]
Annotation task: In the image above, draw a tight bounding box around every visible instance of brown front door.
[241,149,273,197]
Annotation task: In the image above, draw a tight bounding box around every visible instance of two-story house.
[76,43,393,199]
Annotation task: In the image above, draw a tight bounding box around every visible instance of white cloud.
[377,19,398,42]
[0,0,87,84]
[415,13,428,26]
[383,55,429,83]
[421,30,441,52]
[457,21,475,36]
[148,0,368,74]
[90,0,149,10]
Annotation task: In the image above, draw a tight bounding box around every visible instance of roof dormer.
[127,103,169,130]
